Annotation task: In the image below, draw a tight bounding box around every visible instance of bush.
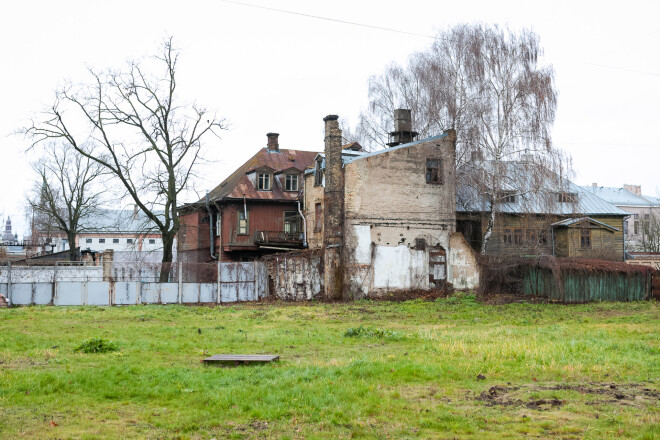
[74,337,119,354]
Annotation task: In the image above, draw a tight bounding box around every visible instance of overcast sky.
[2,0,659,237]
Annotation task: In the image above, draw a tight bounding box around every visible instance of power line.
[218,0,436,39]
[220,0,660,78]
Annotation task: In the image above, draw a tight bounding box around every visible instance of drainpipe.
[243,196,247,219]
[298,200,308,248]
[206,193,217,260]
[623,214,630,261]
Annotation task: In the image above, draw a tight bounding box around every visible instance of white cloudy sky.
[1,0,659,237]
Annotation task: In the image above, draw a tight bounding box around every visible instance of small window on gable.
[426,158,442,184]
[285,174,299,191]
[257,172,271,191]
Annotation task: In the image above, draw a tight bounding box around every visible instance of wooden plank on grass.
[203,354,279,364]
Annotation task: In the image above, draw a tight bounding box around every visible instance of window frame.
[148,239,156,244]
[314,159,323,186]
[257,172,272,191]
[98,238,105,244]
[85,238,92,244]
[238,210,249,235]
[283,211,301,234]
[285,174,299,192]
[580,227,591,249]
[112,238,119,244]
[500,191,518,204]
[127,238,133,244]
[425,158,443,184]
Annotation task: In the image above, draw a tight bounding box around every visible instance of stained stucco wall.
[341,133,457,297]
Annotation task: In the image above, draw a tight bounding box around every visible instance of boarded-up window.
[580,228,591,249]
[238,211,249,235]
[315,203,322,230]
[426,158,442,184]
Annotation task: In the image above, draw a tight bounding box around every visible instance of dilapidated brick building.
[304,114,479,300]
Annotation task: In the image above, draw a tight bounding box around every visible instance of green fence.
[523,266,652,303]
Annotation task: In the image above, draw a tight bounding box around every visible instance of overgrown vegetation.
[74,337,119,354]
[0,296,657,439]
[344,325,402,339]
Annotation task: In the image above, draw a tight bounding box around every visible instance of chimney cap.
[323,115,339,122]
[266,132,279,137]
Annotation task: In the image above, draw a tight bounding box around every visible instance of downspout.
[298,200,308,248]
[243,196,247,219]
[206,193,217,260]
[551,225,556,257]
[623,214,630,261]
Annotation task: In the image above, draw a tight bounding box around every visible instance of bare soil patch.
[477,382,659,410]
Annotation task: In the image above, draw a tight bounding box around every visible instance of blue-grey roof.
[458,162,629,217]
[579,186,652,206]
[83,208,164,233]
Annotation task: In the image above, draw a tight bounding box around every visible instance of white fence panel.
[160,283,178,304]
[114,282,139,305]
[88,282,111,305]
[11,284,33,305]
[57,282,84,305]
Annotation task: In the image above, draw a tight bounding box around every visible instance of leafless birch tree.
[24,37,225,279]
[27,142,105,261]
[353,24,563,252]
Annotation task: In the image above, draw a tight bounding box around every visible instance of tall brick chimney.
[624,184,641,196]
[322,114,344,300]
[266,132,279,151]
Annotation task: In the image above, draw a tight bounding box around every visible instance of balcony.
[254,230,304,248]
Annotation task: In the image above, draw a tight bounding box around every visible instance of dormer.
[276,167,301,192]
[250,166,274,191]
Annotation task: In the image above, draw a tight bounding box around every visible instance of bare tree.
[353,24,562,252]
[24,37,225,280]
[27,142,105,261]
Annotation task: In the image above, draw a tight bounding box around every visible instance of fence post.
[178,261,183,304]
[53,262,59,305]
[137,262,142,305]
[6,261,11,306]
[217,262,222,304]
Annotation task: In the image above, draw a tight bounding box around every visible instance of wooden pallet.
[203,354,279,365]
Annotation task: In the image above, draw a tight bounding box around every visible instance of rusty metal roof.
[205,148,318,203]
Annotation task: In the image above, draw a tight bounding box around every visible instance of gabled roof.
[205,148,318,202]
[458,162,629,216]
[551,216,620,231]
[580,186,652,206]
[343,133,449,165]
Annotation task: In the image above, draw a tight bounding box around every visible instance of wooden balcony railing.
[254,230,303,246]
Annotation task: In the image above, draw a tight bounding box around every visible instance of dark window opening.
[113,238,119,244]
[500,191,517,204]
[513,229,523,245]
[149,239,156,244]
[85,238,92,244]
[580,228,591,249]
[502,229,513,245]
[314,160,323,186]
[127,238,133,244]
[284,211,301,234]
[426,158,442,184]
[98,238,105,244]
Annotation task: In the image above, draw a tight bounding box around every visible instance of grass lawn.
[0,295,658,439]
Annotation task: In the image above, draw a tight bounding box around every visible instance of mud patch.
[477,383,659,410]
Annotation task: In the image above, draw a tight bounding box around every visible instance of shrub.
[344,325,401,339]
[74,337,119,354]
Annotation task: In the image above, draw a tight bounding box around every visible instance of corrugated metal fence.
[0,261,268,306]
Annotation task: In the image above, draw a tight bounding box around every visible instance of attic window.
[257,172,271,191]
[426,158,442,184]
[580,227,591,249]
[285,174,299,192]
[557,192,576,203]
[500,191,517,204]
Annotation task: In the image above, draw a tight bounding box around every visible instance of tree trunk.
[480,209,496,254]
[67,231,78,262]
[159,233,175,282]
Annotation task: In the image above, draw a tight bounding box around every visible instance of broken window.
[426,158,442,184]
[315,203,322,231]
[238,211,249,235]
[257,173,271,191]
[580,228,591,249]
[314,159,323,186]
[285,174,299,192]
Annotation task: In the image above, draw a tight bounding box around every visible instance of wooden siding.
[556,216,624,261]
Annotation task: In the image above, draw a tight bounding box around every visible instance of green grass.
[0,294,658,439]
